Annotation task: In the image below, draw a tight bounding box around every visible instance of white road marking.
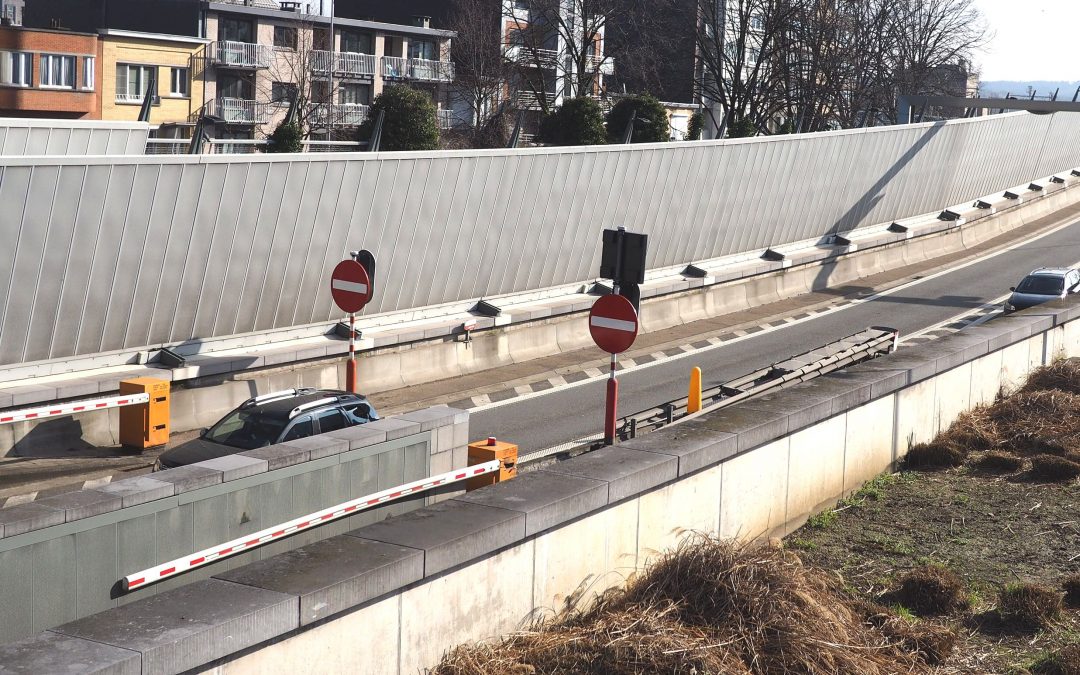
[467,217,1080,413]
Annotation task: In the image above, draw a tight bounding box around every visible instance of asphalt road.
[472,218,1080,453]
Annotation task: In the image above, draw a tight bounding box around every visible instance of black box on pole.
[599,228,648,285]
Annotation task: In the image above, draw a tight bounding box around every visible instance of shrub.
[891,565,969,615]
[605,93,669,144]
[358,85,439,151]
[905,441,967,469]
[998,583,1063,629]
[686,111,703,140]
[1029,454,1080,482]
[538,97,606,146]
[265,122,302,153]
[1061,574,1080,607]
[975,451,1023,473]
[727,117,757,138]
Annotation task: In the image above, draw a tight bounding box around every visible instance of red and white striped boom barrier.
[0,393,150,425]
[122,459,501,591]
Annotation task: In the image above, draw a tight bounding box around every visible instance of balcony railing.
[437,109,457,129]
[516,90,557,110]
[311,50,376,77]
[505,45,560,69]
[587,54,614,76]
[308,102,370,127]
[209,41,272,69]
[206,97,271,124]
[381,56,455,82]
[115,93,159,104]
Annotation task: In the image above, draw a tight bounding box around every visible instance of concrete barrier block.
[283,433,350,460]
[347,500,525,577]
[240,444,311,471]
[893,378,938,456]
[0,631,140,675]
[454,471,607,536]
[542,446,678,504]
[788,371,873,414]
[935,362,973,432]
[620,421,737,476]
[842,394,897,492]
[53,579,298,675]
[851,350,937,384]
[1061,320,1080,359]
[150,464,223,493]
[398,540,534,675]
[968,349,1005,407]
[786,415,846,525]
[729,389,835,436]
[95,476,175,508]
[215,536,423,626]
[637,464,722,565]
[931,333,991,372]
[976,316,1037,353]
[1028,296,1080,326]
[719,438,789,541]
[686,404,789,454]
[34,489,122,523]
[435,423,453,454]
[453,421,470,448]
[0,502,65,537]
[197,454,268,482]
[999,339,1036,394]
[324,424,385,452]
[363,417,422,441]
[397,406,464,432]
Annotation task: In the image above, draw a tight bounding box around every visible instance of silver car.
[1005,268,1080,313]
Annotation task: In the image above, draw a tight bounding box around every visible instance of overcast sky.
[972,0,1080,81]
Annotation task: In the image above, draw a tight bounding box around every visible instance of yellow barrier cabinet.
[119,378,170,450]
[466,437,518,491]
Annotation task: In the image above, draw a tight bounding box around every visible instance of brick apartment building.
[0,25,99,118]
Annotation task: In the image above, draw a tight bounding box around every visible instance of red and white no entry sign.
[589,293,638,354]
[331,260,372,313]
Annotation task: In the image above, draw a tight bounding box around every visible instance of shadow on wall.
[9,417,106,459]
[813,122,948,292]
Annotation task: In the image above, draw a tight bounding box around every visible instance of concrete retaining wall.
[0,405,469,646]
[3,297,1078,673]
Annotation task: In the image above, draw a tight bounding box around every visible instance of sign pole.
[347,311,357,393]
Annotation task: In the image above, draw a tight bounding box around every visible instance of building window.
[116,63,157,102]
[408,40,436,61]
[273,25,297,49]
[81,56,95,90]
[219,17,254,43]
[170,67,189,97]
[40,54,75,88]
[271,81,297,103]
[0,51,31,87]
[340,30,373,54]
[338,82,370,105]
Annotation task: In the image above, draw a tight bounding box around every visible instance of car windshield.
[204,409,288,449]
[1016,275,1064,295]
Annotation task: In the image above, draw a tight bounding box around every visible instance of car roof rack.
[289,396,339,418]
[243,387,316,408]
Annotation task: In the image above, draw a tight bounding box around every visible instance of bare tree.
[447,0,509,132]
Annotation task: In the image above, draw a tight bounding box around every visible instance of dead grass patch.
[998,583,1063,630]
[1062,574,1080,608]
[889,565,969,616]
[975,450,1024,472]
[905,440,967,468]
[1029,644,1080,675]
[1029,454,1080,482]
[1020,360,1080,395]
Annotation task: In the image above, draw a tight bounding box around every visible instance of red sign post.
[589,294,639,444]
[331,260,373,393]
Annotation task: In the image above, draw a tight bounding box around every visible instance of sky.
[972,0,1080,81]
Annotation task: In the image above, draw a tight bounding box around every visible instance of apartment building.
[98,29,207,132]
[1,0,22,26]
[0,25,98,118]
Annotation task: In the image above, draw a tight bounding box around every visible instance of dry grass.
[432,536,955,675]
[998,583,1063,630]
[890,565,969,616]
[1062,574,1080,608]
[974,450,1024,472]
[905,440,968,468]
[1029,644,1080,675]
[1020,360,1080,395]
[1029,454,1080,482]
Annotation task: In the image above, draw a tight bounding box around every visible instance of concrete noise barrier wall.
[0,405,469,646]
[2,298,1078,674]
[3,112,1080,367]
[0,118,151,156]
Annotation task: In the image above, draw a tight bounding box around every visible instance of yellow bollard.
[688,367,702,414]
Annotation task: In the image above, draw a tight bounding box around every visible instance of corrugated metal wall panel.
[3,112,1080,366]
[0,120,150,156]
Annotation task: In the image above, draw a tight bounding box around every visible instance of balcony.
[515,90,556,110]
[311,51,376,78]
[587,54,615,76]
[205,97,271,124]
[115,93,160,104]
[505,45,560,69]
[308,102,370,127]
[208,41,272,69]
[437,109,458,129]
[381,56,455,83]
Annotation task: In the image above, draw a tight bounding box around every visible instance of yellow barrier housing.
[119,378,170,450]
[466,437,518,491]
[688,366,703,414]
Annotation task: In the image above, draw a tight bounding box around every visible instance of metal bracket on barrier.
[682,264,709,278]
[887,222,908,233]
[761,248,785,262]
[939,209,963,222]
[471,299,501,317]
[333,322,361,340]
[831,235,852,247]
[122,459,501,591]
[1071,169,1080,178]
[1003,190,1022,200]
[589,281,613,295]
[1028,183,1045,192]
[1050,176,1066,184]
[975,200,995,210]
[153,347,186,368]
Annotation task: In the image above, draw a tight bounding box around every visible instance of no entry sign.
[331,260,372,313]
[589,294,638,354]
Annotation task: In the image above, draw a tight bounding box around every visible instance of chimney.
[413,15,430,29]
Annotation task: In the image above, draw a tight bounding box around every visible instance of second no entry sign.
[589,294,638,354]
[331,260,372,313]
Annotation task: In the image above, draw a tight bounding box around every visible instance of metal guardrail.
[518,326,899,465]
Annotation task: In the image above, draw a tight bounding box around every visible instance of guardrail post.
[466,437,518,490]
[688,366,702,414]
[119,378,170,451]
